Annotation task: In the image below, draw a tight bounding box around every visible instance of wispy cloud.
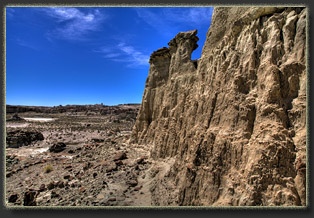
[16,38,40,50]
[164,7,213,25]
[94,42,149,68]
[39,7,106,41]
[134,7,213,37]
[117,42,150,66]
[6,7,15,18]
[103,53,121,58]
[135,8,173,38]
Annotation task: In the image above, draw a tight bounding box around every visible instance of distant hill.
[6,104,140,114]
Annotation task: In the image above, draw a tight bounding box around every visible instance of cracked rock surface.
[131,7,307,206]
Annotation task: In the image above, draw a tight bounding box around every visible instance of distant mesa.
[6,104,140,114]
[7,113,25,122]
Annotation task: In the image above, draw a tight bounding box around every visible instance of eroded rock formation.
[6,130,44,148]
[131,7,307,206]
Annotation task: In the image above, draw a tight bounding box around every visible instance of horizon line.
[6,102,141,107]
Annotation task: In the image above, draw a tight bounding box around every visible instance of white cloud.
[117,42,149,67]
[39,7,106,41]
[94,43,149,68]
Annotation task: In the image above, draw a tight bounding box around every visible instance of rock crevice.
[132,7,306,206]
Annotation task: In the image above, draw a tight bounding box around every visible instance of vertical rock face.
[131,7,307,206]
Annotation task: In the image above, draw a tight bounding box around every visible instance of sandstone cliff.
[131,7,307,206]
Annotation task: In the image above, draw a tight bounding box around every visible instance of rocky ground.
[5,105,160,207]
[5,7,307,207]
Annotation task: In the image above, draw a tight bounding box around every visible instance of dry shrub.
[44,165,53,173]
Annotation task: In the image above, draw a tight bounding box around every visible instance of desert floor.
[5,109,159,207]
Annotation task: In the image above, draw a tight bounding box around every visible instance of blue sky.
[6,7,213,106]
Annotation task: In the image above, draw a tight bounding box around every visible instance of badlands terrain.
[5,104,159,206]
[5,6,307,207]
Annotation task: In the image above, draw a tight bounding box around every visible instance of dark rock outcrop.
[49,142,67,153]
[8,193,19,203]
[6,130,44,148]
[23,190,37,206]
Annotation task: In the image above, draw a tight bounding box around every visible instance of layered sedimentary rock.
[131,7,307,206]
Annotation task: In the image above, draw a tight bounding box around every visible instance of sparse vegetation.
[44,165,53,173]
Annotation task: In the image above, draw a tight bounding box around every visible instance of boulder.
[39,184,46,192]
[128,180,138,187]
[113,151,127,161]
[51,191,60,198]
[23,190,37,206]
[91,138,104,143]
[47,182,55,190]
[136,156,147,164]
[6,130,44,148]
[106,162,117,172]
[8,193,19,203]
[49,142,66,153]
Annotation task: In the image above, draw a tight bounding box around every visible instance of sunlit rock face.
[132,7,307,206]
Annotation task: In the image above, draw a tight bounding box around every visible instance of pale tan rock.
[131,7,307,206]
